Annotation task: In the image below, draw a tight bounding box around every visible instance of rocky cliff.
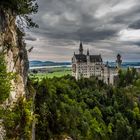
[0,8,29,105]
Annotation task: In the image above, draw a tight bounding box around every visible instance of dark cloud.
[111,6,140,24]
[26,0,140,61]
[77,28,117,42]
[25,37,37,41]
[129,20,140,29]
[24,34,37,41]
[131,42,140,46]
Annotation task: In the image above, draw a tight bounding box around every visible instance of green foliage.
[0,97,34,139]
[0,78,36,139]
[32,74,140,140]
[118,68,139,87]
[0,54,12,103]
[0,0,38,28]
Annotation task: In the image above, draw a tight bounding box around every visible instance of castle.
[72,42,122,85]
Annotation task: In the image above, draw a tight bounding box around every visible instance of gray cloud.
[24,34,37,41]
[76,28,117,42]
[26,0,140,61]
[129,20,140,29]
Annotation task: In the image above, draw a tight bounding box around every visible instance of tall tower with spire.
[87,49,90,77]
[72,42,103,80]
[79,42,83,55]
[87,49,89,55]
[116,54,122,69]
[87,49,90,61]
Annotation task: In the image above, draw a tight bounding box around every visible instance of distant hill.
[29,60,140,68]
[107,62,140,68]
[29,60,71,67]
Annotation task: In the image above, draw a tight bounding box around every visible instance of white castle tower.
[72,42,103,80]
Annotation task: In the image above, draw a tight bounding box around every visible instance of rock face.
[0,8,29,104]
[0,8,29,140]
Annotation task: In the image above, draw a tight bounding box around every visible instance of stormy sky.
[25,0,140,62]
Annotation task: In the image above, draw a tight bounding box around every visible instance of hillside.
[29,61,140,68]
[31,69,140,140]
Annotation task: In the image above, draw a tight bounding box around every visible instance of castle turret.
[79,42,83,55]
[87,49,89,55]
[106,61,110,85]
[87,49,90,60]
[87,49,90,77]
[101,66,104,81]
[116,53,122,69]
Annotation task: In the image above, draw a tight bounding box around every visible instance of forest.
[31,68,140,140]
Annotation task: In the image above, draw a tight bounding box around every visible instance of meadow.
[29,67,71,80]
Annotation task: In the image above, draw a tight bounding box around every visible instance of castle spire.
[116,53,122,69]
[87,49,89,55]
[79,41,83,55]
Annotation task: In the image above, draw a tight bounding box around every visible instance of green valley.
[31,68,140,140]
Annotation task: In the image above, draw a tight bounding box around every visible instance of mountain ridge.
[30,60,140,68]
[29,60,71,67]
